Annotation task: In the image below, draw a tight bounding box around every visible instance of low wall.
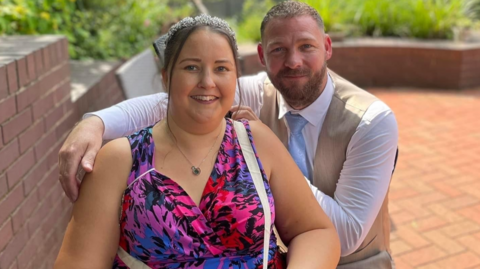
[239,38,480,90]
[0,35,124,269]
[329,38,480,89]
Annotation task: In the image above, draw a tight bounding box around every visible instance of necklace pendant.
[191,166,201,176]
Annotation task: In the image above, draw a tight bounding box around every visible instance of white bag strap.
[117,247,151,268]
[233,120,271,269]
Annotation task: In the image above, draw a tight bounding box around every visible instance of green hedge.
[0,0,193,60]
[303,0,467,39]
[228,0,276,43]
[465,0,480,20]
[232,0,474,43]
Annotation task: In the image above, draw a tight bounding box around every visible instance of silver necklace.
[170,125,223,176]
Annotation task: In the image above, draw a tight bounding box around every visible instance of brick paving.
[369,88,480,269]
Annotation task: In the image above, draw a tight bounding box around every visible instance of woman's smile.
[191,95,219,104]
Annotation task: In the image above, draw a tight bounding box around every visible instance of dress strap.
[126,126,156,186]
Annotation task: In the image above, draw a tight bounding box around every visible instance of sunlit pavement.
[369,87,480,269]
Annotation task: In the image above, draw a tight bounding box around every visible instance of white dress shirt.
[85,71,398,256]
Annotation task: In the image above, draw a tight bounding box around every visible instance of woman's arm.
[249,121,340,269]
[54,138,132,269]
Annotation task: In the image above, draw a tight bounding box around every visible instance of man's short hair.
[260,1,324,38]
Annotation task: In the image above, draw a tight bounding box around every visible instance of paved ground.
[369,87,480,269]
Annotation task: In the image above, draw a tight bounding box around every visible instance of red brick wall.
[0,36,124,269]
[327,47,466,89]
[239,39,480,90]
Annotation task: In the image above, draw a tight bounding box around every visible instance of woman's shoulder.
[128,126,154,141]
[241,119,276,143]
[102,137,132,157]
[237,120,285,175]
[77,137,132,201]
[94,137,132,179]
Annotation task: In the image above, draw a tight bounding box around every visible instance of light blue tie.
[284,112,310,180]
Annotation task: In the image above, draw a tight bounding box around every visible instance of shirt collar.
[278,73,334,127]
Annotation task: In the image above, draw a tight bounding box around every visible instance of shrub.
[228,0,472,43]
[300,0,349,33]
[465,0,480,20]
[229,0,276,43]
[0,0,194,60]
[303,0,468,39]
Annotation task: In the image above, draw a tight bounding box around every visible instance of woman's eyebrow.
[215,59,234,64]
[179,58,201,64]
[178,58,233,65]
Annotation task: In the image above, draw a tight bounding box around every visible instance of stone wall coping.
[0,56,17,64]
[0,35,66,71]
[0,34,64,44]
[70,60,121,102]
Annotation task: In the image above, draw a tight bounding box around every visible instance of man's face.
[258,15,332,109]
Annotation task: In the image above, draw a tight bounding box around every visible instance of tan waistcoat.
[260,70,393,268]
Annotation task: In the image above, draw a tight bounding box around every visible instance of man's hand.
[58,116,105,202]
[230,106,260,121]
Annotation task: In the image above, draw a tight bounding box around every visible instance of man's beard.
[269,61,327,109]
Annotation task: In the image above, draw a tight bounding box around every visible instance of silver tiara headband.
[153,14,238,57]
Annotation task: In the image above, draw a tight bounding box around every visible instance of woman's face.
[164,28,237,127]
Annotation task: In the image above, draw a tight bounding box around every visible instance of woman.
[55,14,340,268]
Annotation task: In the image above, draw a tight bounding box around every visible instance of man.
[59,2,398,268]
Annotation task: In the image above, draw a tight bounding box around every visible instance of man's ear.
[257,43,266,66]
[324,34,333,61]
[161,68,168,92]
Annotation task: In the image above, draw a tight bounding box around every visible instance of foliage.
[465,0,480,20]
[0,0,194,60]
[229,0,473,43]
[0,0,76,35]
[229,0,276,43]
[300,0,349,33]
[304,0,468,39]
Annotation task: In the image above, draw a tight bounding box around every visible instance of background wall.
[238,38,480,89]
[0,35,124,269]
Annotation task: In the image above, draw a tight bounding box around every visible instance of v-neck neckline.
[149,119,230,210]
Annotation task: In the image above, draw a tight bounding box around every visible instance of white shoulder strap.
[117,247,151,268]
[233,120,271,269]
